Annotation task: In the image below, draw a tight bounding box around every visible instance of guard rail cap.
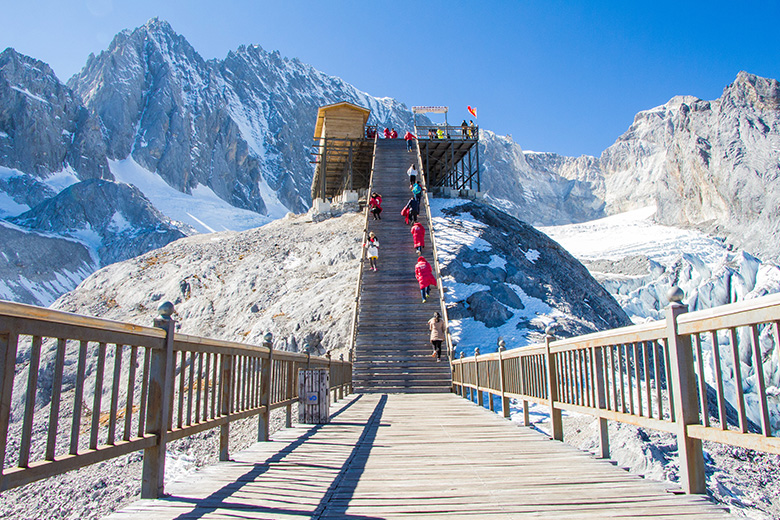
[0,299,165,338]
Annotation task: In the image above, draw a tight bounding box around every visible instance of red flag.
[467,106,477,118]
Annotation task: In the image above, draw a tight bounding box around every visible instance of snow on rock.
[540,206,780,322]
[430,198,631,355]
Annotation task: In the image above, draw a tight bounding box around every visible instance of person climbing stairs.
[352,138,452,393]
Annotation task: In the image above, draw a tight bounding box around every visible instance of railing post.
[258,332,273,442]
[142,302,176,499]
[458,352,466,398]
[593,346,610,458]
[474,348,483,407]
[545,330,563,441]
[219,352,233,460]
[497,340,510,418]
[0,330,19,484]
[326,352,335,403]
[348,349,354,394]
[338,354,345,400]
[665,287,705,494]
[285,358,294,428]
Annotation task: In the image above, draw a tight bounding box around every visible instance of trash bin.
[298,368,330,424]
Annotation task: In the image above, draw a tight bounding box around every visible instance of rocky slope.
[479,131,606,226]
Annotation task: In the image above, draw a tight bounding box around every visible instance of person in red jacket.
[404,130,416,152]
[383,127,391,139]
[389,128,398,139]
[415,254,437,303]
[411,222,425,254]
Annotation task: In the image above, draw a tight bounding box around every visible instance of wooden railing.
[348,132,378,355]
[0,300,352,497]
[414,141,455,363]
[452,289,780,494]
[415,124,478,141]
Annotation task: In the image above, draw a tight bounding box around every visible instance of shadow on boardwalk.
[108,394,732,520]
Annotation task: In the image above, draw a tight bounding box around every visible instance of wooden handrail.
[411,130,455,368]
[0,300,352,496]
[451,290,780,494]
[348,132,379,358]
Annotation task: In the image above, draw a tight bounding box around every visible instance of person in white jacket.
[407,164,417,186]
[365,232,380,271]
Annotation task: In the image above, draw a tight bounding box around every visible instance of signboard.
[412,106,448,114]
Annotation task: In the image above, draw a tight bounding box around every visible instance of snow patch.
[109,157,271,233]
[10,85,49,104]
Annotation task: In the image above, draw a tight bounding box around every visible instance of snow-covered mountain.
[0,19,424,305]
[2,17,779,308]
[491,72,780,262]
[67,18,418,217]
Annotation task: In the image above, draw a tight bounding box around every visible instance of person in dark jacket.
[404,197,420,224]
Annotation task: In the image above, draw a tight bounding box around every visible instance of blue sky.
[3,1,778,157]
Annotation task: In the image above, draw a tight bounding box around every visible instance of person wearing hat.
[428,312,446,361]
[364,232,380,271]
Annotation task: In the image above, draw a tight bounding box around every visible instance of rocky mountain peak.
[723,71,780,112]
[0,48,109,180]
[1,47,59,89]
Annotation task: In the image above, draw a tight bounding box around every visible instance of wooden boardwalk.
[107,393,731,519]
[354,138,450,392]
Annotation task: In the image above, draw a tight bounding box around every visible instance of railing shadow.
[161,393,388,520]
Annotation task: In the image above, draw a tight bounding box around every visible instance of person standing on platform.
[461,120,469,138]
[368,192,382,220]
[411,221,425,254]
[428,312,446,361]
[404,197,420,224]
[383,127,391,139]
[364,232,380,271]
[415,254,437,303]
[469,120,477,139]
[390,128,398,139]
[407,164,417,186]
[404,130,416,152]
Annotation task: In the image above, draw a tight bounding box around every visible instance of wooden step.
[353,140,450,393]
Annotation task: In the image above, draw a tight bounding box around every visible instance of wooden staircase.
[353,139,451,393]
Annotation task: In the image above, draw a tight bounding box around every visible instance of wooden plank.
[106,394,731,520]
